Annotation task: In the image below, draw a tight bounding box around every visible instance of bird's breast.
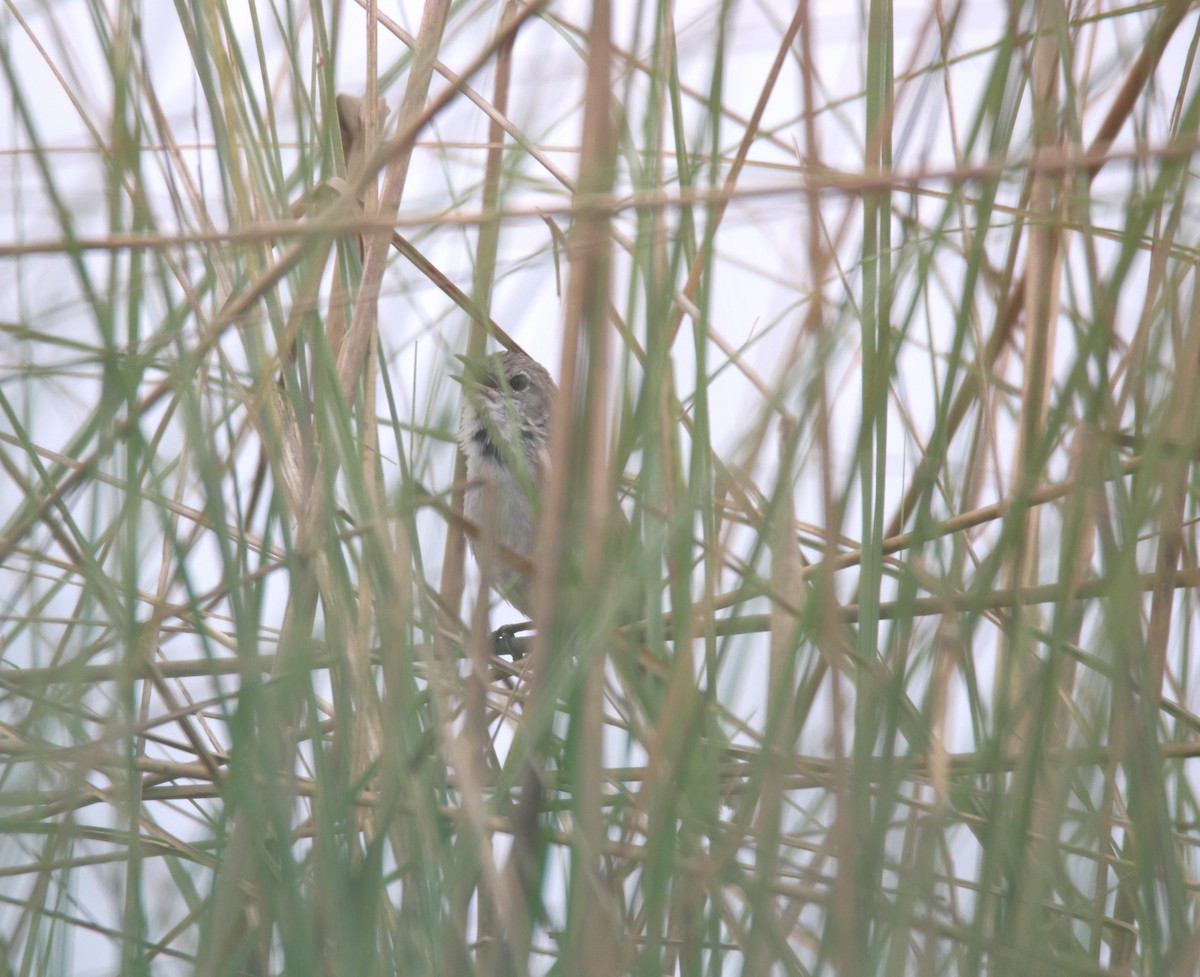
[463,454,537,559]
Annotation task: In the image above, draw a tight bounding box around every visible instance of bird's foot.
[492,621,533,659]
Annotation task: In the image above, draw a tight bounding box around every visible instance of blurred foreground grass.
[2,1,1200,975]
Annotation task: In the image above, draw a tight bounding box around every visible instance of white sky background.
[2,0,1200,973]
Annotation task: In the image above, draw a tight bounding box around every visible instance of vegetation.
[2,1,1199,974]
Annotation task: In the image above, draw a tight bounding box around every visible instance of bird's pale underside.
[457,349,555,617]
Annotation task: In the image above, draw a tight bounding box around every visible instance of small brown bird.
[456,349,556,617]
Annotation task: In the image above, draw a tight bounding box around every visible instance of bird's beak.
[451,354,477,391]
[452,353,496,393]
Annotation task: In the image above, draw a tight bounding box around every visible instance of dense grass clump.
[2,2,1199,974]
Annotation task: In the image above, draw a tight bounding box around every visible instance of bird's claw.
[492,621,532,659]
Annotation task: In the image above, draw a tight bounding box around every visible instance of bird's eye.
[509,373,529,392]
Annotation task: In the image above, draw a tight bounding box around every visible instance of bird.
[456,348,556,619]
[456,349,653,919]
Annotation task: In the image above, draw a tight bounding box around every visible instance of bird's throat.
[472,427,503,461]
